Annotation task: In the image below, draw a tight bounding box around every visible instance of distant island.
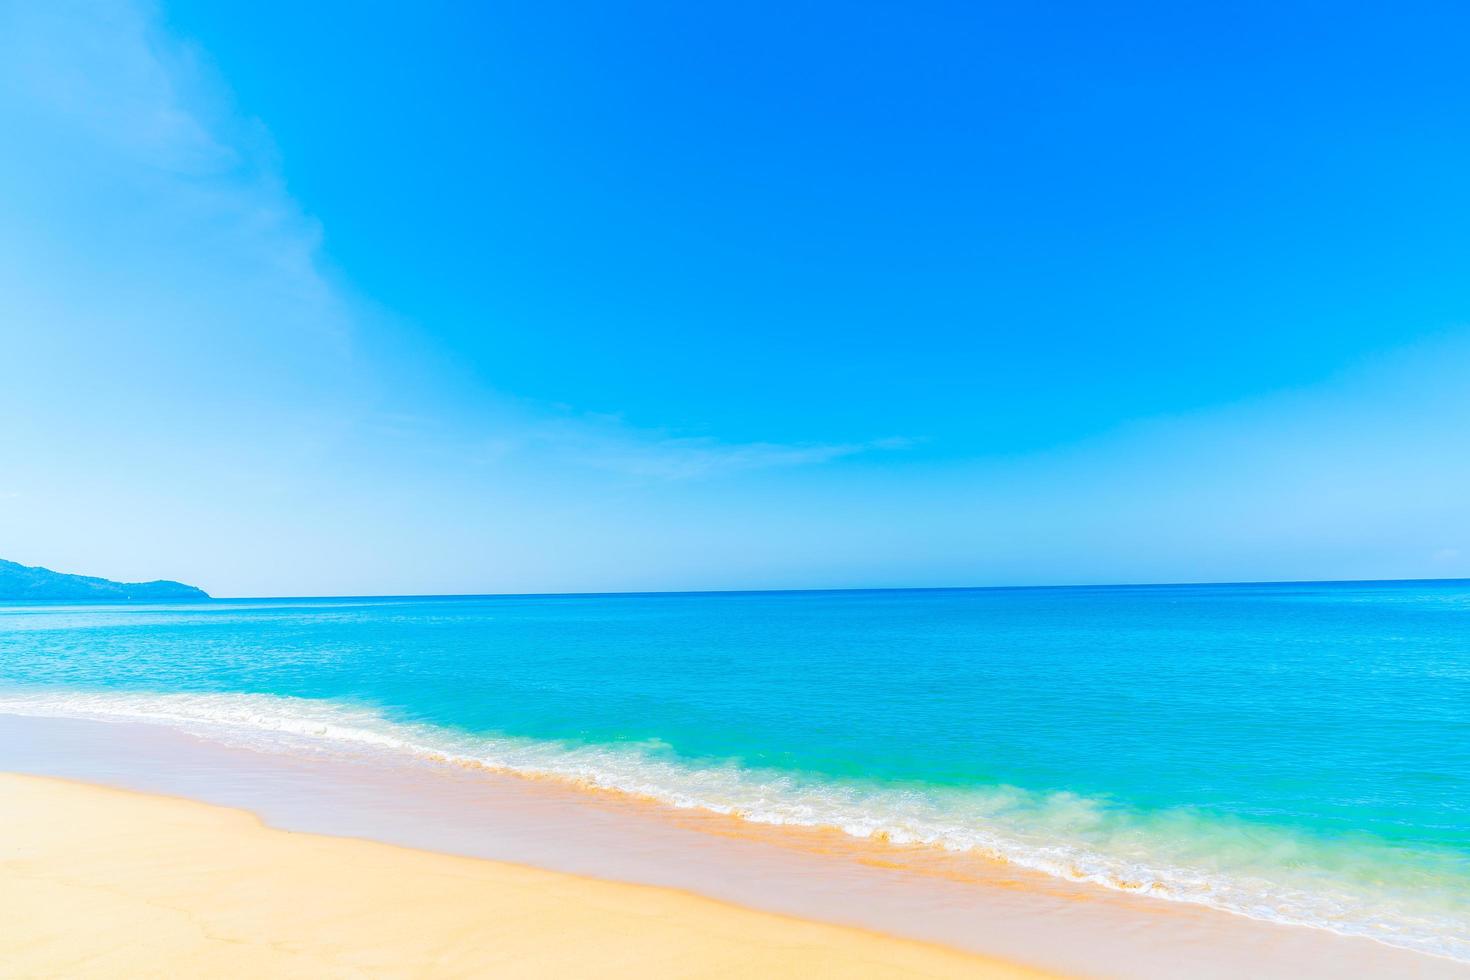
[0,558,209,601]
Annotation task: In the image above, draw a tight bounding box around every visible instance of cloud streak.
[561,432,915,480]
[462,411,916,480]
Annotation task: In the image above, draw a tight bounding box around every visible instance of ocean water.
[1,582,1468,960]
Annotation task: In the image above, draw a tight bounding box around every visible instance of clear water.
[2,582,1468,959]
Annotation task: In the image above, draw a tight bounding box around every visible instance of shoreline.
[0,772,1042,977]
[6,685,1465,960]
[2,712,1466,978]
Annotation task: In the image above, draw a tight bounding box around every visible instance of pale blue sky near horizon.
[1,0,1468,597]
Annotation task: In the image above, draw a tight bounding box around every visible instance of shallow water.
[2,582,1468,961]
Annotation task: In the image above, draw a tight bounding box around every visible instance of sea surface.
[2,581,1468,961]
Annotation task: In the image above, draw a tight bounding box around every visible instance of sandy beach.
[0,773,1045,978]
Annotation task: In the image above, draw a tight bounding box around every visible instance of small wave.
[1,687,1466,963]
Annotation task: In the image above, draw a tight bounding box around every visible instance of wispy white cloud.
[565,433,911,480]
[0,0,352,368]
[460,411,918,480]
[1,1,232,172]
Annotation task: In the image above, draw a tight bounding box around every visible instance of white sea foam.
[1,688,1466,963]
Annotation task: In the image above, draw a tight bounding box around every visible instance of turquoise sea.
[2,581,1468,960]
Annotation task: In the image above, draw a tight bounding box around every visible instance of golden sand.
[0,773,1051,978]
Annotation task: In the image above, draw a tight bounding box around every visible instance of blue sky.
[1,0,1468,596]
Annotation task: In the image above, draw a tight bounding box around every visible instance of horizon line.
[198,574,1470,602]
